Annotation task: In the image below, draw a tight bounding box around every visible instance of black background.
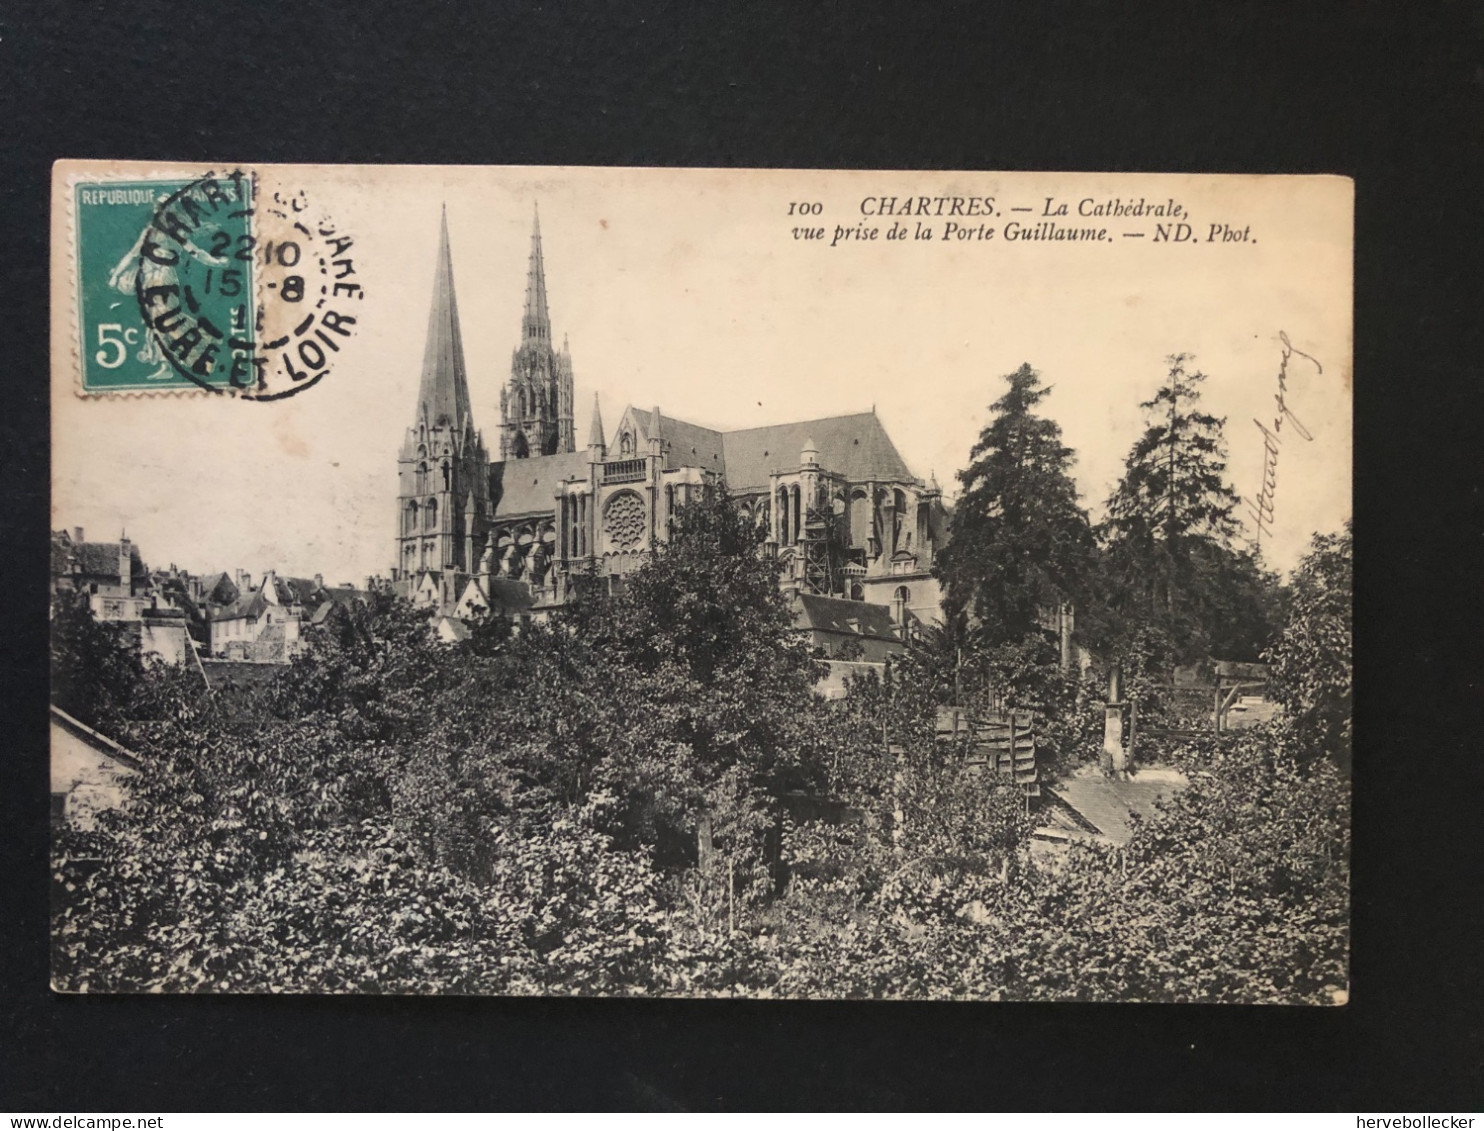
[2,0,1480,1111]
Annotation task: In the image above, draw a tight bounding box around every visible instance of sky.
[52,164,1352,584]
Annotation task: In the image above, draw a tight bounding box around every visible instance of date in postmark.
[70,169,363,399]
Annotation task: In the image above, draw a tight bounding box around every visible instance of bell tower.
[396,207,490,592]
[499,205,576,459]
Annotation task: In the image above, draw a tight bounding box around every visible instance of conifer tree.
[935,363,1095,645]
[1103,354,1274,660]
[1106,354,1239,550]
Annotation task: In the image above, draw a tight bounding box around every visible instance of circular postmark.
[131,169,363,400]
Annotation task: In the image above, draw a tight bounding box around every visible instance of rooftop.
[720,411,916,490]
[1043,766,1189,847]
[793,592,901,641]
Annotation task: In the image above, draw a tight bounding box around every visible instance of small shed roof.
[1044,768,1188,847]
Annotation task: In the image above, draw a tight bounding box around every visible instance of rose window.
[603,491,646,549]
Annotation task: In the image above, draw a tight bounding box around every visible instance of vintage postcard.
[50,162,1352,1001]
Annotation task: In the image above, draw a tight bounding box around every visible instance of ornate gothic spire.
[415,206,473,430]
[521,204,551,346]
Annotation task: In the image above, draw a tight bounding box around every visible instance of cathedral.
[393,207,948,635]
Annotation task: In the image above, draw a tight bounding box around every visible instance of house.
[50,527,147,602]
[206,569,320,660]
[51,528,199,665]
[50,705,139,831]
[434,614,471,643]
[792,592,904,661]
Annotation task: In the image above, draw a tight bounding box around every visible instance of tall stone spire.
[501,202,576,459]
[415,206,473,430]
[521,204,551,346]
[398,207,489,592]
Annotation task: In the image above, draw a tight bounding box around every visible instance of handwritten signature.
[1248,331,1322,546]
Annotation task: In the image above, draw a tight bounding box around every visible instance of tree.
[1102,354,1276,661]
[1106,354,1239,549]
[50,589,143,726]
[588,484,826,871]
[1266,523,1352,770]
[935,363,1096,644]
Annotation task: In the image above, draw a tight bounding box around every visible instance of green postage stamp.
[72,173,257,393]
[67,166,362,398]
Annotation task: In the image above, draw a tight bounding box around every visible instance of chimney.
[73,527,84,543]
[314,573,324,590]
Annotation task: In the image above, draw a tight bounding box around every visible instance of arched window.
[405,500,419,535]
[619,431,634,457]
[776,487,789,543]
[425,498,438,530]
[892,585,910,627]
[513,431,529,459]
[791,484,802,543]
[850,583,864,601]
[416,461,428,494]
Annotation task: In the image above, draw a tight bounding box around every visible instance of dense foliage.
[1266,523,1353,771]
[53,439,1348,1003]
